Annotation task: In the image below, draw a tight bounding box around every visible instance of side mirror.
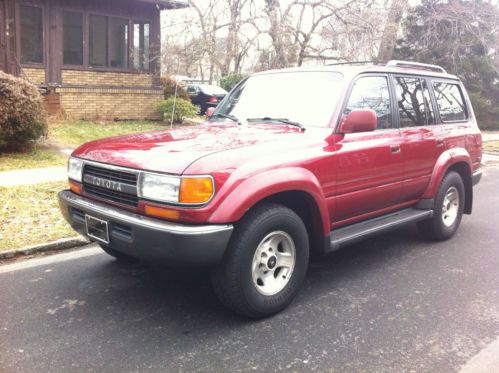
[340,109,377,134]
[206,107,216,118]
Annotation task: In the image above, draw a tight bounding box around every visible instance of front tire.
[417,171,465,241]
[210,203,309,318]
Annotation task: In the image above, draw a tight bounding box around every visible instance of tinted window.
[433,82,467,122]
[20,6,43,64]
[63,11,83,65]
[395,77,434,127]
[89,15,107,67]
[345,76,393,129]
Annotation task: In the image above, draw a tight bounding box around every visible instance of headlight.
[68,157,83,182]
[139,173,180,203]
[138,173,214,205]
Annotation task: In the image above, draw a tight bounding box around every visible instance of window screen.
[63,11,83,65]
[133,22,150,71]
[345,76,393,129]
[89,15,107,67]
[433,82,467,122]
[109,18,128,68]
[20,6,43,64]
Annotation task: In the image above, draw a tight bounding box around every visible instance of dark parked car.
[59,60,482,318]
[186,84,228,114]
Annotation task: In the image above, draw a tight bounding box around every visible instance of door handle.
[390,145,401,154]
[436,140,444,148]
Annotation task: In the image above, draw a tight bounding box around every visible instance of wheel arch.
[422,148,473,214]
[208,168,331,255]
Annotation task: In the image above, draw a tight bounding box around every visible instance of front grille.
[84,164,137,184]
[84,184,139,207]
[83,164,139,207]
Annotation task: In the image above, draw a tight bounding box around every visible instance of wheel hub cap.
[442,186,460,227]
[251,231,296,296]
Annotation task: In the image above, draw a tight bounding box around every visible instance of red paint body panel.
[70,67,482,237]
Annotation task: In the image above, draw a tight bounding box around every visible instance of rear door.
[333,74,404,226]
[392,75,445,202]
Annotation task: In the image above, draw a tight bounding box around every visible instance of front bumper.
[58,190,233,266]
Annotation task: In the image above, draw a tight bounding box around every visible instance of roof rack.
[325,61,385,67]
[386,60,447,74]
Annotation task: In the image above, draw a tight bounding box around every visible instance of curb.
[0,236,91,260]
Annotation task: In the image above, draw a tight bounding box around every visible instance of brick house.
[0,0,186,120]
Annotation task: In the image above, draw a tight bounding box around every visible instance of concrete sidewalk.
[483,132,499,142]
[0,166,67,187]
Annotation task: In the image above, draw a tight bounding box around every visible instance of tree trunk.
[377,0,409,61]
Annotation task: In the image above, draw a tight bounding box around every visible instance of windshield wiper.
[211,113,241,125]
[247,117,306,131]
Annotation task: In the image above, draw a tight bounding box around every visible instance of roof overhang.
[135,0,189,10]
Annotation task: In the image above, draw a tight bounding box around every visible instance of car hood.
[72,122,317,174]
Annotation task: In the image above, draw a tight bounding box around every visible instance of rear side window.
[345,76,393,129]
[394,77,434,127]
[433,82,467,122]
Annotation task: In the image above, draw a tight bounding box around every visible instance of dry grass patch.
[0,181,77,251]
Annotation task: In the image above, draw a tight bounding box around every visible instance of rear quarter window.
[432,82,467,122]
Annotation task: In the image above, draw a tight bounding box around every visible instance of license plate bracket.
[85,215,109,244]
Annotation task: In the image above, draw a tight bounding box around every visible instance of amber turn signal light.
[144,205,180,220]
[179,177,214,204]
[69,180,81,194]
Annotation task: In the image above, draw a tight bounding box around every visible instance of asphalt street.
[1,168,498,372]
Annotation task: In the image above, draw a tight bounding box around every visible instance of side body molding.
[208,167,330,235]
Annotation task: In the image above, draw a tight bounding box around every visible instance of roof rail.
[386,60,447,74]
[325,61,385,67]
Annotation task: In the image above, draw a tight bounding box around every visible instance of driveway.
[1,168,498,372]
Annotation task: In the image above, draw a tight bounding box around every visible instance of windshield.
[212,71,344,128]
[199,84,228,95]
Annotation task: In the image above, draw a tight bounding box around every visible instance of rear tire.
[417,171,465,241]
[98,244,139,262]
[210,203,309,318]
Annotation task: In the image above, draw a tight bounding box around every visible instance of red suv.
[58,60,482,318]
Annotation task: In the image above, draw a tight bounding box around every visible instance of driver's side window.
[345,76,393,130]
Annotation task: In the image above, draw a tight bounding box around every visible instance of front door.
[333,74,404,226]
[0,0,6,72]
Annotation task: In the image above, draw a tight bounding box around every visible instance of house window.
[109,18,128,68]
[20,5,43,64]
[89,15,107,67]
[133,22,150,71]
[63,11,83,65]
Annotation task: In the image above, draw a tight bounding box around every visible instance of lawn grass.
[49,120,174,148]
[0,181,77,251]
[483,140,499,153]
[0,146,67,172]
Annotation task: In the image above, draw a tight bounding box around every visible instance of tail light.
[209,96,218,103]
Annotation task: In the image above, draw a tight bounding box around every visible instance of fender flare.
[422,148,473,212]
[208,167,330,235]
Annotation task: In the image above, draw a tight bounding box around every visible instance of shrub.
[160,76,190,100]
[0,71,47,151]
[157,97,198,123]
[219,73,246,92]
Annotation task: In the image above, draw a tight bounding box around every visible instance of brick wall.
[59,87,163,120]
[62,70,153,87]
[23,68,46,85]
